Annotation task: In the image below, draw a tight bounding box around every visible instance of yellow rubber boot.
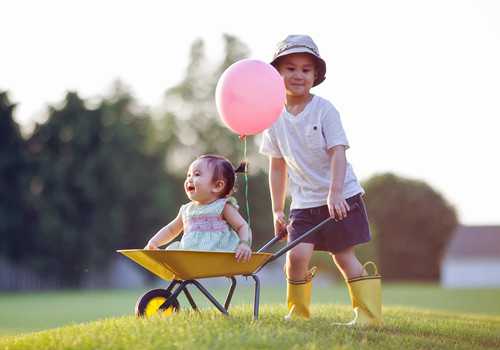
[345,262,383,327]
[285,267,316,320]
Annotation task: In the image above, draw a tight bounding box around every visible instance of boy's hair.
[197,154,247,198]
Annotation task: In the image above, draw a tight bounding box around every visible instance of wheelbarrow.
[118,215,340,320]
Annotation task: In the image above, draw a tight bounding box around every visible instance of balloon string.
[242,136,251,229]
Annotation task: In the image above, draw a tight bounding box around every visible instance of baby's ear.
[212,180,225,193]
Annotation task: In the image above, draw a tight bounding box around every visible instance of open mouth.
[186,184,195,192]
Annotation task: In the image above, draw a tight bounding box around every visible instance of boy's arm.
[269,156,288,237]
[145,210,183,249]
[327,145,349,220]
[222,203,252,262]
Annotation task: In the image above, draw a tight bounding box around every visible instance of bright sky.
[2,0,499,224]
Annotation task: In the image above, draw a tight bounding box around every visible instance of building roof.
[444,225,500,259]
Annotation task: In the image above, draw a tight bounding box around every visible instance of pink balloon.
[215,59,285,136]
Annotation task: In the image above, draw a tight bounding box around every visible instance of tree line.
[0,35,458,288]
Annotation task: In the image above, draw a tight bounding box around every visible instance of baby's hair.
[197,154,247,198]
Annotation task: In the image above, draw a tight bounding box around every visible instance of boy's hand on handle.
[235,242,252,262]
[273,211,288,240]
[327,192,350,221]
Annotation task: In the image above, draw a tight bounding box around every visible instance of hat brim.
[270,47,326,87]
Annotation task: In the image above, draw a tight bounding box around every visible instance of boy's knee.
[288,250,309,266]
[332,248,355,265]
[286,252,310,280]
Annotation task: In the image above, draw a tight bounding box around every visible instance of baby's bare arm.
[223,203,252,262]
[145,210,183,249]
[223,204,250,242]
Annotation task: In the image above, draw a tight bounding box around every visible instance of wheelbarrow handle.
[255,202,361,271]
[257,216,335,268]
[256,236,282,253]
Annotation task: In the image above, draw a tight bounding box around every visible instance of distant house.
[441,226,500,288]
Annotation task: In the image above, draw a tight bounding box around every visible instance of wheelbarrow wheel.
[135,288,180,317]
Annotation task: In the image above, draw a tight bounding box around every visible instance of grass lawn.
[0,304,499,350]
[0,281,499,338]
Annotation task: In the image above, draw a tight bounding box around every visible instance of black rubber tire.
[135,288,180,317]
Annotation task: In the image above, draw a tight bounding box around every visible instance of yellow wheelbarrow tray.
[118,215,340,320]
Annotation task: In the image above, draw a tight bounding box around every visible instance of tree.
[27,87,175,286]
[0,91,35,262]
[363,173,458,280]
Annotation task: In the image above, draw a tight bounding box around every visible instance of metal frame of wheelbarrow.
[147,216,336,320]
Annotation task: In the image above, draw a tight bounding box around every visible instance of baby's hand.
[144,240,159,250]
[235,242,252,262]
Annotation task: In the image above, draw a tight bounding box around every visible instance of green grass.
[1,283,499,349]
[1,305,499,350]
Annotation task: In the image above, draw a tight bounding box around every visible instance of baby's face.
[277,53,316,97]
[185,159,219,204]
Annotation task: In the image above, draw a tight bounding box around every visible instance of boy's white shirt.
[259,95,364,210]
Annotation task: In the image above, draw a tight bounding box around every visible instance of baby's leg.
[331,246,365,279]
[286,242,314,280]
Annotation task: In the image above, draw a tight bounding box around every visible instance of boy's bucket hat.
[270,35,326,86]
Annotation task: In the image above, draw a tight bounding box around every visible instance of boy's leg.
[285,242,315,319]
[331,246,365,279]
[332,247,382,327]
[286,242,314,280]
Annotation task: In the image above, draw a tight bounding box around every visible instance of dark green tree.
[27,87,175,286]
[0,92,35,262]
[363,173,458,280]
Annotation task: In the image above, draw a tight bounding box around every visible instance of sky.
[2,0,499,225]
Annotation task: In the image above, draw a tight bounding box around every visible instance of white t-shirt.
[259,95,364,210]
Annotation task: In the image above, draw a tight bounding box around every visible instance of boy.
[259,35,382,326]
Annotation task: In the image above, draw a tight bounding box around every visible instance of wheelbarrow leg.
[224,276,237,310]
[159,280,189,310]
[182,286,198,311]
[190,280,229,315]
[250,274,260,320]
[165,280,180,294]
